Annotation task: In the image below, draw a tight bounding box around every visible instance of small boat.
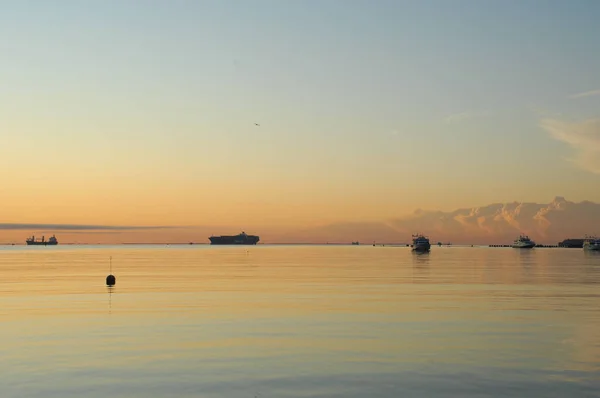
[351,241,359,245]
[583,235,600,251]
[411,234,431,252]
[512,234,535,248]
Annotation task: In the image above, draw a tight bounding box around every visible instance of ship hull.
[512,243,535,248]
[583,243,600,251]
[412,243,431,252]
[26,241,58,246]
[209,236,259,245]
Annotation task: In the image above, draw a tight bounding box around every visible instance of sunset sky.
[2,1,600,243]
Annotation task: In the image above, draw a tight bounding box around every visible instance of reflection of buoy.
[107,286,114,313]
[106,256,116,286]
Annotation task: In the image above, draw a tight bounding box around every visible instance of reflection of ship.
[411,234,431,252]
[583,236,600,251]
[209,231,259,245]
[512,234,535,248]
[26,235,58,246]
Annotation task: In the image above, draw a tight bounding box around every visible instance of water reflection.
[0,245,598,398]
[583,250,600,259]
[514,247,536,265]
[411,250,430,266]
[410,251,430,284]
[107,286,114,314]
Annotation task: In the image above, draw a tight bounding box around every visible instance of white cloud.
[443,110,491,124]
[273,197,600,244]
[568,89,600,99]
[540,118,600,174]
[386,197,600,244]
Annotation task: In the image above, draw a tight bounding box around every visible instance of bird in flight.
[254,123,260,126]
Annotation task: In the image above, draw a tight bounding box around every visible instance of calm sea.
[1,245,599,397]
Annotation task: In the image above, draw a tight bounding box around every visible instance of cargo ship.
[209,231,259,245]
[26,235,58,246]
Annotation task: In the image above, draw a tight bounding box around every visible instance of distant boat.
[352,241,359,245]
[512,234,535,248]
[558,238,585,248]
[26,235,58,246]
[411,234,431,252]
[583,235,600,251]
[209,231,259,245]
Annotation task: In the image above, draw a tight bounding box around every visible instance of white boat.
[583,236,600,251]
[411,234,431,252]
[512,234,535,248]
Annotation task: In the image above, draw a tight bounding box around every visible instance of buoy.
[106,256,116,286]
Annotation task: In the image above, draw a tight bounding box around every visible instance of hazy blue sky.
[1,0,600,239]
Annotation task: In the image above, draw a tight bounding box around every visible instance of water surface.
[1,245,599,397]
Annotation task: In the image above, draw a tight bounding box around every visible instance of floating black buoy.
[106,256,116,286]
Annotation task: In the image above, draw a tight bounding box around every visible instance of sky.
[1,0,600,243]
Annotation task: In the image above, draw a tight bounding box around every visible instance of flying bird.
[254,123,260,126]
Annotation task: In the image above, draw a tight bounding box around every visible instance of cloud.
[568,89,600,99]
[386,197,600,244]
[540,118,600,174]
[0,223,174,231]
[443,110,491,124]
[272,197,600,245]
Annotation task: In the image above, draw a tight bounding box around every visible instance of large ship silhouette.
[209,231,259,245]
[26,235,58,246]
